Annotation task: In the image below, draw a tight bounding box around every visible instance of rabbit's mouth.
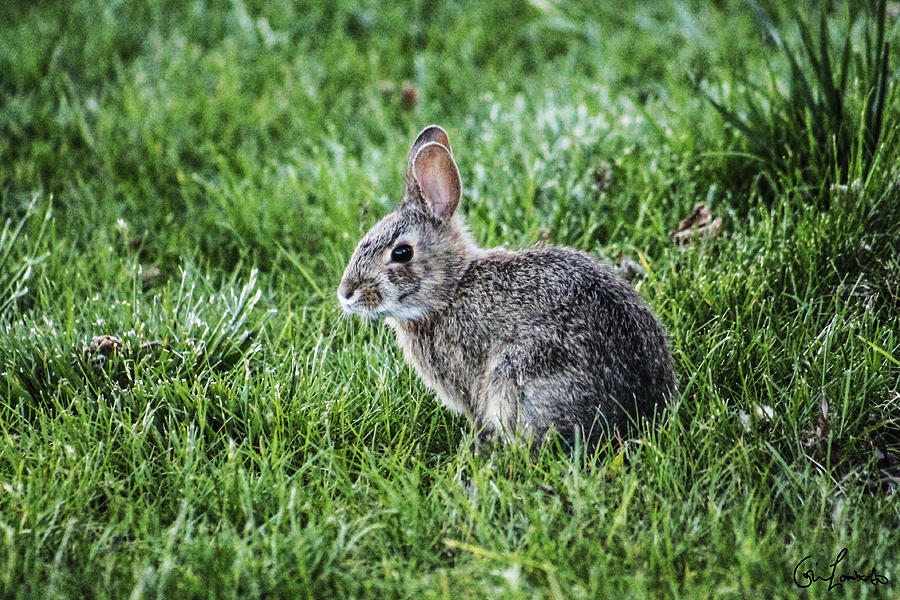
[343,306,381,319]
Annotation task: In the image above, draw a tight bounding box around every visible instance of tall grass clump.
[697,0,895,197]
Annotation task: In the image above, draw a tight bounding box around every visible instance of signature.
[793,548,889,590]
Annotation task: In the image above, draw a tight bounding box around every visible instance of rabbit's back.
[396,245,675,443]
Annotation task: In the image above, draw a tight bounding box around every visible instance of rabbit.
[338,125,676,449]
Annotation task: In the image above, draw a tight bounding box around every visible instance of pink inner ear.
[414,143,461,221]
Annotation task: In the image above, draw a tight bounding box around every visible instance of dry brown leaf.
[376,80,419,111]
[400,82,419,111]
[669,203,723,244]
[88,335,122,356]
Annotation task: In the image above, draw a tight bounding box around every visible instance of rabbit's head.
[338,126,475,321]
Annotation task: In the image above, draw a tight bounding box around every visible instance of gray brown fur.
[338,125,675,448]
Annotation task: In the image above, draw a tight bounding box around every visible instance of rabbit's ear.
[407,125,452,167]
[411,142,461,222]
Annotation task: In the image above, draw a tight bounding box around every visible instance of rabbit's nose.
[337,281,360,308]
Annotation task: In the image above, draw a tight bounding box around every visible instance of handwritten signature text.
[793,548,889,591]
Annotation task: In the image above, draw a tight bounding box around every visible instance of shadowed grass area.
[1,0,898,598]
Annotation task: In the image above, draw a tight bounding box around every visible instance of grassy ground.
[1,1,899,598]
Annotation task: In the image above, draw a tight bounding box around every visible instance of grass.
[1,0,898,598]
[696,0,895,197]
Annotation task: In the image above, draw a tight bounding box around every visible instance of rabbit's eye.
[390,244,413,264]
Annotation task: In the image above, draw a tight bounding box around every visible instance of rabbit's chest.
[388,319,476,418]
